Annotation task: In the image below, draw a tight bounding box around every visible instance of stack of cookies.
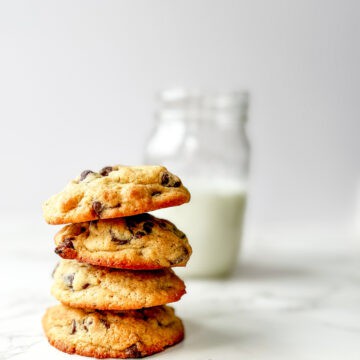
[42,165,191,358]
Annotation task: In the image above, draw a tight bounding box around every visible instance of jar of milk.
[145,88,250,278]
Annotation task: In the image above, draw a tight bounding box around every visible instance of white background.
[0,0,359,237]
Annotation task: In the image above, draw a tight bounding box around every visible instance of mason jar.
[145,88,250,278]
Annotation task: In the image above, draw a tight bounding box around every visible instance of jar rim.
[157,88,249,109]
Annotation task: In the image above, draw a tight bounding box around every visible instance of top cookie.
[43,165,190,225]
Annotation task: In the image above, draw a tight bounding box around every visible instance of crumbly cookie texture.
[51,259,186,310]
[54,213,192,269]
[42,304,184,359]
[43,165,190,225]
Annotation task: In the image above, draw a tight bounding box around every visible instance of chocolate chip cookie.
[54,213,192,269]
[43,165,190,225]
[42,304,184,358]
[51,259,186,310]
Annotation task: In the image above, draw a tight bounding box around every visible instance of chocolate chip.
[133,213,151,223]
[55,238,76,259]
[70,319,76,334]
[110,230,131,245]
[135,231,146,238]
[158,221,168,229]
[155,319,163,327]
[161,172,170,185]
[99,166,113,176]
[63,273,75,289]
[100,318,110,329]
[161,171,182,187]
[92,201,103,216]
[143,221,154,234]
[124,344,142,358]
[125,218,137,235]
[80,170,94,181]
[83,317,93,331]
[82,283,90,290]
[54,246,64,255]
[112,238,130,245]
[151,191,162,196]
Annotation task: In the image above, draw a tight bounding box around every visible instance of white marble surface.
[2,223,360,359]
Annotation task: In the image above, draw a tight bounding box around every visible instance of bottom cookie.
[42,304,184,358]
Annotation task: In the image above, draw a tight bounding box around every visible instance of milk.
[153,180,247,278]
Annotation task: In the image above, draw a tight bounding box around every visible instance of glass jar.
[145,89,250,278]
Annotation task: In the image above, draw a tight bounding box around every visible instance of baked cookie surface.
[42,304,184,358]
[54,213,192,269]
[51,259,186,310]
[43,165,190,224]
